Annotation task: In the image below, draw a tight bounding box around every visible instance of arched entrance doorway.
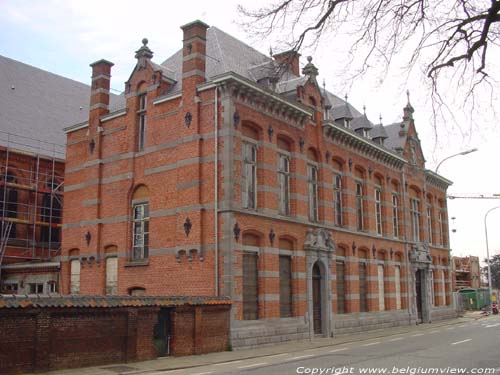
[312,262,322,334]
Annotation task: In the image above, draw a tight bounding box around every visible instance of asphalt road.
[157,315,500,375]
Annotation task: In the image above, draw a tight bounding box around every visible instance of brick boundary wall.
[0,296,230,374]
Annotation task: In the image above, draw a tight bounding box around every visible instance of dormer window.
[344,119,351,128]
[363,129,370,138]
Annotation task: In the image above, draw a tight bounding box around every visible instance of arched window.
[307,148,319,222]
[131,185,150,260]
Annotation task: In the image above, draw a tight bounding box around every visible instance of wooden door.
[416,270,423,320]
[279,255,292,317]
[359,262,368,312]
[312,263,322,334]
[336,261,345,314]
[243,253,258,320]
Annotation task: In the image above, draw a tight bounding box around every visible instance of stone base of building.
[231,316,310,349]
[430,306,458,321]
[334,311,415,334]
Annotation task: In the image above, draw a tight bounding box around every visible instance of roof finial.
[406,89,411,105]
[323,79,326,91]
[269,46,273,58]
[379,113,383,125]
[135,37,154,60]
[344,93,348,102]
[363,104,366,116]
[301,56,319,84]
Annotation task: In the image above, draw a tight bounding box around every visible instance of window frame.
[356,181,364,231]
[137,93,147,151]
[392,193,399,238]
[277,153,290,216]
[242,141,257,210]
[427,205,433,244]
[333,173,343,226]
[307,164,319,222]
[132,201,150,260]
[410,198,420,242]
[375,187,382,235]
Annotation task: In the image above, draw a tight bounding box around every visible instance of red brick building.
[0,55,94,294]
[62,20,456,347]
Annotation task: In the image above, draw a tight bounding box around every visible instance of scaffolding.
[0,130,65,271]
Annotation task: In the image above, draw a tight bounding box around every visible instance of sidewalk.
[28,314,484,375]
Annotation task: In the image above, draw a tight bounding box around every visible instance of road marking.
[388,337,404,342]
[189,372,213,375]
[429,330,440,333]
[237,362,268,369]
[446,327,454,330]
[486,323,500,328]
[411,333,424,337]
[329,347,349,353]
[451,339,472,345]
[361,341,381,347]
[290,354,314,360]
[458,324,467,328]
[214,360,242,366]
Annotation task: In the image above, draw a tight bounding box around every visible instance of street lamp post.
[484,205,500,308]
[435,148,478,173]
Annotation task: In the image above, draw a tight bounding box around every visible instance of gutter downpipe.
[214,85,219,296]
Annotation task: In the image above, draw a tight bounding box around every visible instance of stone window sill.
[124,259,149,267]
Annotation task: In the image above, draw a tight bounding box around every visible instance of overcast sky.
[1,0,499,261]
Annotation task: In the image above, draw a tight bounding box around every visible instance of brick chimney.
[180,20,209,94]
[89,59,114,115]
[274,50,301,76]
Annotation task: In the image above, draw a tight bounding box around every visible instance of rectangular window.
[392,194,399,238]
[106,257,118,295]
[336,260,345,314]
[378,264,385,311]
[359,262,368,312]
[395,266,401,310]
[47,281,57,293]
[242,142,257,209]
[375,188,382,235]
[2,283,18,294]
[70,259,80,294]
[356,182,364,231]
[438,210,443,245]
[137,93,147,151]
[410,198,420,242]
[242,253,258,320]
[279,255,292,317]
[308,165,318,222]
[427,205,433,244]
[278,154,290,215]
[333,174,342,226]
[29,283,44,294]
[132,202,150,260]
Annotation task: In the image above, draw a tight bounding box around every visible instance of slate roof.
[371,124,388,140]
[0,294,231,309]
[0,54,122,158]
[351,113,374,131]
[384,122,408,152]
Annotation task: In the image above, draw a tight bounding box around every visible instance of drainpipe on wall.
[214,85,219,296]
